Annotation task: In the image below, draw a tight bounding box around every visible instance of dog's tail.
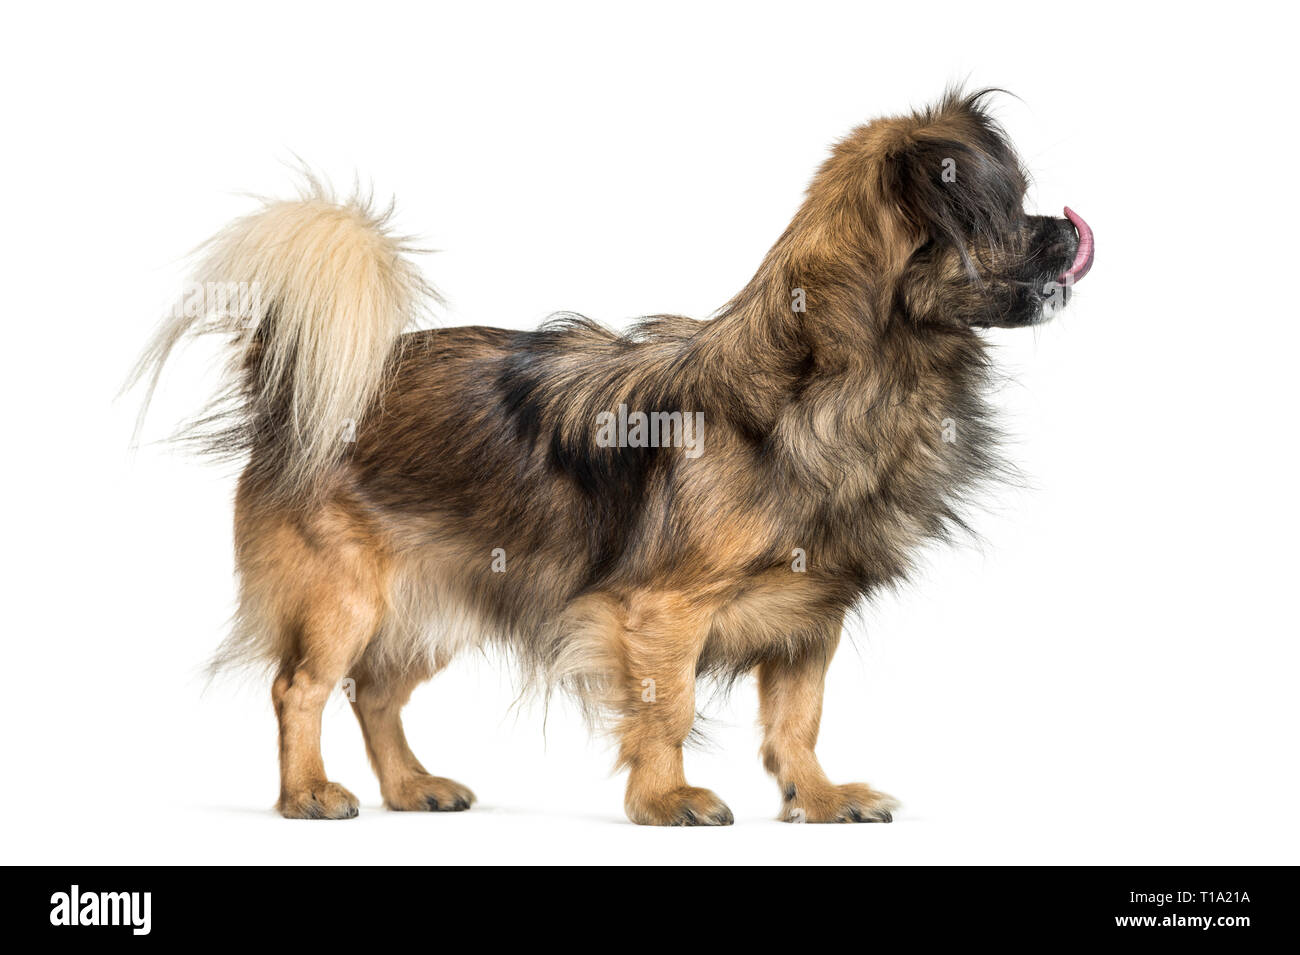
[128,175,436,497]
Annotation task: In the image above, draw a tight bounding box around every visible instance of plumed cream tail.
[129,175,437,495]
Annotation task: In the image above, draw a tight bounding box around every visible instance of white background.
[2,1,1296,865]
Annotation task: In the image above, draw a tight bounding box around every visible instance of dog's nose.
[1058,207,1094,284]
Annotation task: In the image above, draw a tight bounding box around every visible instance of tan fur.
[136,91,1085,824]
[350,662,475,812]
[759,629,897,823]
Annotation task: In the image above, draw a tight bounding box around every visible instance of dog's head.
[814,89,1093,329]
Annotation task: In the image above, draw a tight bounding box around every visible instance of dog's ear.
[881,97,1025,274]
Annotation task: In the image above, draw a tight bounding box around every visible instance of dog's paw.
[278,781,360,820]
[627,785,734,826]
[383,773,476,812]
[781,782,898,824]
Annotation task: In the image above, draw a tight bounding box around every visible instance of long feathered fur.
[128,175,438,499]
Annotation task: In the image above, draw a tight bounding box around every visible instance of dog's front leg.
[614,593,733,826]
[758,630,898,823]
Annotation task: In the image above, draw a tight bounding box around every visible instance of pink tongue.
[1059,207,1093,284]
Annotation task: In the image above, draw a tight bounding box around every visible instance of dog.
[131,89,1093,824]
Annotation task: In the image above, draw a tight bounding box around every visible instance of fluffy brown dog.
[133,89,1092,824]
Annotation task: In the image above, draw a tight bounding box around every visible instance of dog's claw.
[628,786,733,826]
[385,775,476,813]
[781,782,898,824]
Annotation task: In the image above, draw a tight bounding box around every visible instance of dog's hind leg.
[271,606,378,818]
[271,584,383,819]
[758,627,897,823]
[239,494,389,820]
[349,659,476,812]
